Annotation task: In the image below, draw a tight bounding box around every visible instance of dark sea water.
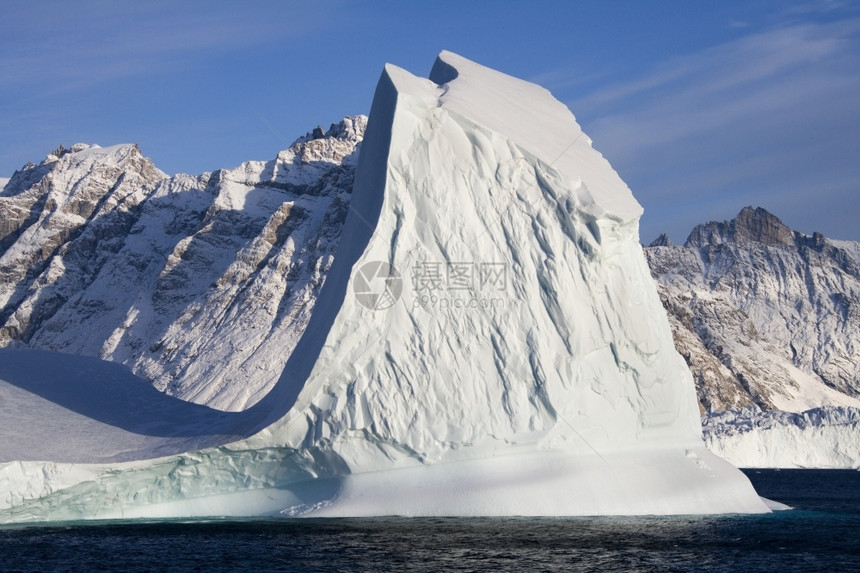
[1,469,858,572]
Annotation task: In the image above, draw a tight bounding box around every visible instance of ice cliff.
[0,52,768,522]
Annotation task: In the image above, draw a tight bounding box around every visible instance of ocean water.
[1,469,858,572]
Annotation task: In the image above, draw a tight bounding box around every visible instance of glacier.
[0,51,770,523]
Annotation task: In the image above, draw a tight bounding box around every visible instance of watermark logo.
[353,261,403,310]
[411,262,507,291]
[411,261,508,311]
[353,259,509,312]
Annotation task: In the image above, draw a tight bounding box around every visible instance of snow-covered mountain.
[1,119,365,410]
[646,208,860,467]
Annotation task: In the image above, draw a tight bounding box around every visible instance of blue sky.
[2,0,858,243]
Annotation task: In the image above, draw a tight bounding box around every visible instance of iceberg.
[0,51,769,523]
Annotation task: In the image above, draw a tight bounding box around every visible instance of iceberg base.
[0,445,769,524]
[297,447,771,517]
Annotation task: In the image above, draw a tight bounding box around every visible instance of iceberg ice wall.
[0,52,768,522]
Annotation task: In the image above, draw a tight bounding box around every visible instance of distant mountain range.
[2,119,857,467]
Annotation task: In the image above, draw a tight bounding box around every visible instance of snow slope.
[0,348,246,462]
[0,51,768,523]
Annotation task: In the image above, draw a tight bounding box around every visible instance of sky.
[1,0,858,244]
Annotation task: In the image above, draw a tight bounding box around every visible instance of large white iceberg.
[0,52,769,523]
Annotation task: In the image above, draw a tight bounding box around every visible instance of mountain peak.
[281,115,367,167]
[733,206,794,245]
[649,233,674,247]
[685,206,795,248]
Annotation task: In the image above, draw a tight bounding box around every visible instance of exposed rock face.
[0,144,166,343]
[0,118,366,410]
[685,206,796,248]
[648,233,674,247]
[646,207,860,414]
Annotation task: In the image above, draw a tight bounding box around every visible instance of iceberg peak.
[426,50,643,222]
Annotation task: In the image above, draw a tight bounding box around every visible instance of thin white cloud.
[574,18,859,118]
[590,63,859,164]
[569,15,860,242]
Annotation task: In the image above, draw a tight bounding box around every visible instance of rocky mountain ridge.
[0,117,365,410]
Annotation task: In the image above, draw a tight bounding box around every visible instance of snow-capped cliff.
[703,407,860,469]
